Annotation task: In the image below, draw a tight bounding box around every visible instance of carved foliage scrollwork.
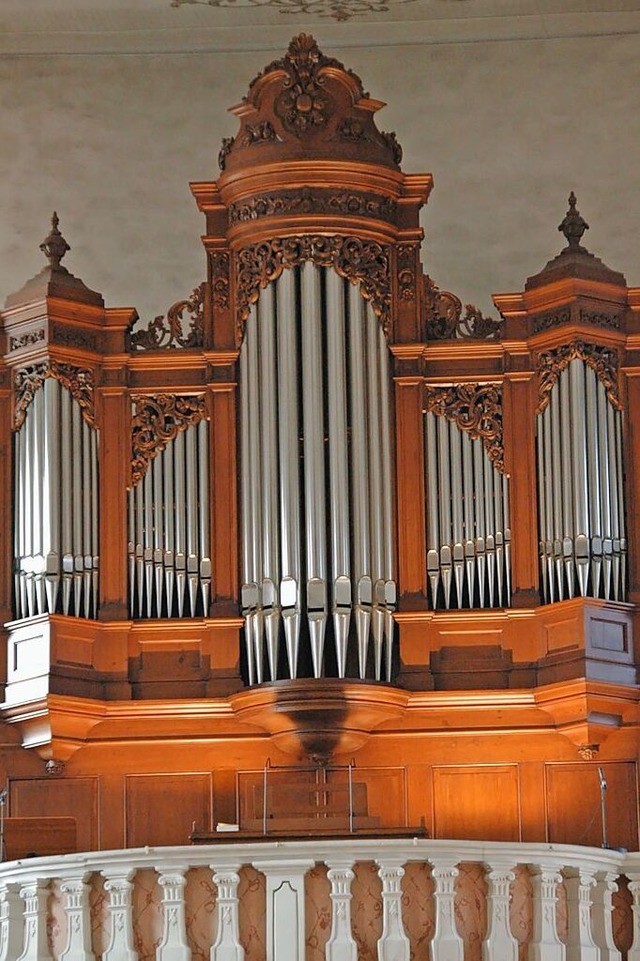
[424,276,503,340]
[424,382,504,472]
[235,234,391,341]
[131,393,208,485]
[128,284,205,351]
[536,341,622,414]
[397,243,418,301]
[13,361,95,431]
[210,253,230,311]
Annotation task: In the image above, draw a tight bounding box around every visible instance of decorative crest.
[128,284,205,351]
[424,277,503,340]
[558,192,589,251]
[39,212,71,270]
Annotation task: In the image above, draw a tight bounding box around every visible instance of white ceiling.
[2,0,640,54]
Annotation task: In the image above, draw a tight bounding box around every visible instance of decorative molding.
[235,234,391,342]
[533,306,621,333]
[533,308,572,334]
[131,393,208,485]
[228,188,396,227]
[424,276,503,340]
[536,341,621,414]
[424,382,504,472]
[13,361,95,431]
[52,322,99,352]
[128,284,205,350]
[210,253,230,311]
[8,327,45,353]
[579,308,621,330]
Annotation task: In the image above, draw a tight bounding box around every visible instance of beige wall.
[1,33,639,321]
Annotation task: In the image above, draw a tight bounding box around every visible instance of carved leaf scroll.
[128,284,205,351]
[131,393,208,485]
[235,234,391,342]
[424,276,503,341]
[424,382,504,472]
[536,341,621,415]
[13,361,95,431]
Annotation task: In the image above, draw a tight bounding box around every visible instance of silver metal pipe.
[615,411,627,600]
[143,456,154,618]
[90,426,99,618]
[32,383,45,613]
[503,477,511,602]
[549,385,564,601]
[276,268,301,678]
[596,379,613,600]
[246,306,264,678]
[607,401,622,601]
[569,359,590,595]
[559,367,575,598]
[541,404,554,602]
[71,398,83,616]
[15,426,25,617]
[348,285,371,677]
[461,428,475,608]
[449,420,465,607]
[259,281,279,678]
[483,438,496,608]
[43,378,60,613]
[425,410,441,605]
[301,262,327,675]
[82,417,93,618]
[472,436,486,609]
[173,427,186,617]
[198,417,211,616]
[585,366,602,598]
[327,271,351,677]
[494,465,504,608]
[134,464,145,618]
[60,387,73,616]
[163,437,176,616]
[152,453,164,616]
[185,423,199,616]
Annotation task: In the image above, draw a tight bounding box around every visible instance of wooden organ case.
[0,35,638,849]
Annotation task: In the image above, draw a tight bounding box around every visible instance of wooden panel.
[433,765,520,841]
[4,816,76,859]
[546,761,638,850]
[9,776,99,852]
[125,773,212,847]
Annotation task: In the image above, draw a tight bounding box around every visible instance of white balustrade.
[325,861,357,961]
[0,839,635,961]
[482,861,518,961]
[59,875,93,961]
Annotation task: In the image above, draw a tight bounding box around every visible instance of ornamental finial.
[39,211,71,269]
[558,191,589,250]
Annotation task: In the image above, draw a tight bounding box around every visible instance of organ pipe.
[536,357,626,603]
[239,263,396,682]
[14,376,99,620]
[424,398,511,611]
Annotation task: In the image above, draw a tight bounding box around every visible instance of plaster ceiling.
[1,0,639,54]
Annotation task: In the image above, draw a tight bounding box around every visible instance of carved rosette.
[228,189,396,227]
[397,242,419,302]
[536,341,621,414]
[13,361,95,431]
[424,382,504,472]
[235,234,390,342]
[131,393,208,485]
[128,284,205,350]
[424,276,503,340]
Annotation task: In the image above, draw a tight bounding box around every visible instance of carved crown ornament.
[536,341,622,415]
[13,361,95,432]
[131,393,208,485]
[234,235,391,344]
[423,382,505,473]
[216,34,403,175]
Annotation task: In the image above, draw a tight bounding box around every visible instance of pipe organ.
[1,35,640,811]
